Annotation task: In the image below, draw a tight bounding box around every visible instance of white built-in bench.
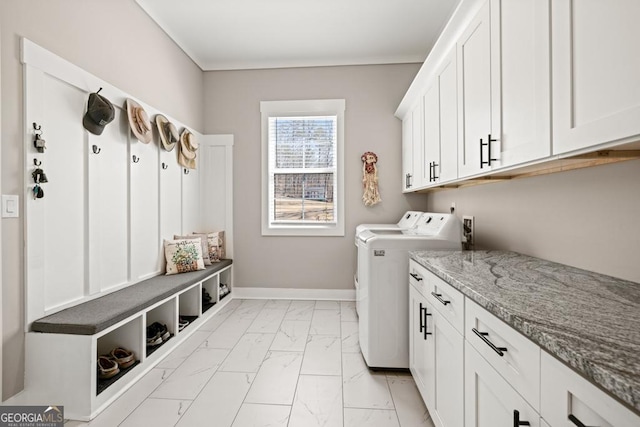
[23,260,233,421]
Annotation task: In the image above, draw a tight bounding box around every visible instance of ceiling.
[135,0,460,71]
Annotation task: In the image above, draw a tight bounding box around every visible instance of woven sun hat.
[178,147,196,169]
[180,129,197,160]
[183,130,199,151]
[126,98,152,144]
[155,114,178,151]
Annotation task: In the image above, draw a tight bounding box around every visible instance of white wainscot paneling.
[130,134,160,281]
[37,72,87,311]
[88,107,129,294]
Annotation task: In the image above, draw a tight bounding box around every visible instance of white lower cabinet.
[409,263,640,427]
[465,341,540,427]
[410,286,433,406]
[432,307,464,427]
[541,351,640,427]
[409,282,463,427]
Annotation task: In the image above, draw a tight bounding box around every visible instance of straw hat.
[178,129,197,169]
[155,115,178,151]
[126,99,152,144]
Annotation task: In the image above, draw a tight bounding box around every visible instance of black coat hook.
[34,159,42,166]
[162,162,168,170]
[32,122,42,132]
[132,155,140,163]
[183,168,190,175]
[92,145,101,154]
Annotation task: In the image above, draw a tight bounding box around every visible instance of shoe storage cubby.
[201,275,219,314]
[96,316,144,395]
[145,299,177,358]
[219,267,233,301]
[24,263,233,421]
[178,285,201,332]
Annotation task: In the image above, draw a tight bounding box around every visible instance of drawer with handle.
[465,298,541,410]
[409,259,432,297]
[425,269,464,334]
[541,351,640,427]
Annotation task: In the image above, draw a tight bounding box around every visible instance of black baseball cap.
[83,88,115,135]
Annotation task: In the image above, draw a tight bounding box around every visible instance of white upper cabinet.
[402,111,414,192]
[423,82,441,184]
[458,0,551,178]
[438,51,459,183]
[402,103,424,191]
[424,49,458,185]
[498,0,551,165]
[457,0,494,178]
[552,0,640,155]
[411,104,425,189]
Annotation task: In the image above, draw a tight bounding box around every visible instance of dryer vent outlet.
[463,216,474,250]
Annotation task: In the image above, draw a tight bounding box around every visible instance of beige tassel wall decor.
[361,151,382,206]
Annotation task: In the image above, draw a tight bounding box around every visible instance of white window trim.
[261,99,345,236]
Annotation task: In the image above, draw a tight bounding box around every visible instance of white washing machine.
[355,213,461,369]
[355,211,424,236]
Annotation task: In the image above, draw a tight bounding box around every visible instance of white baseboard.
[232,287,355,301]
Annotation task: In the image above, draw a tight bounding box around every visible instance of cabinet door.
[541,351,640,427]
[409,286,434,409]
[411,104,425,189]
[457,0,496,178]
[130,136,160,281]
[423,82,440,185]
[88,108,129,293]
[497,0,551,166]
[438,50,458,183]
[402,112,414,191]
[465,342,539,427]
[432,310,464,427]
[552,0,640,155]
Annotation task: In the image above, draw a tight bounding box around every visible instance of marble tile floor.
[66,299,435,427]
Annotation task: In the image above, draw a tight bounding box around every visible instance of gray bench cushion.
[31,259,233,335]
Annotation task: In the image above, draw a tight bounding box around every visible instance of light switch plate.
[2,195,19,218]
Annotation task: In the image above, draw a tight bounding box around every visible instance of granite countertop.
[410,250,640,414]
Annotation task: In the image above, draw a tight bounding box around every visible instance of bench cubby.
[23,261,232,421]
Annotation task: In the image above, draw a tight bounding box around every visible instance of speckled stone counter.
[410,250,640,414]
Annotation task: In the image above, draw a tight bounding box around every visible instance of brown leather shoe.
[110,347,135,369]
[97,355,119,379]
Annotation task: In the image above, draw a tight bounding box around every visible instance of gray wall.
[428,159,640,283]
[1,0,203,399]
[203,64,428,289]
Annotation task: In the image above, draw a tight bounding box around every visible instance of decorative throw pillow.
[164,239,205,275]
[193,231,225,262]
[174,234,211,265]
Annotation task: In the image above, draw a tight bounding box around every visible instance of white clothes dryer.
[355,213,461,369]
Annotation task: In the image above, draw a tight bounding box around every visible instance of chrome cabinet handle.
[472,327,507,356]
[431,292,450,306]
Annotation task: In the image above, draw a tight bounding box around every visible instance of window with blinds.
[261,100,345,236]
[269,116,336,223]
